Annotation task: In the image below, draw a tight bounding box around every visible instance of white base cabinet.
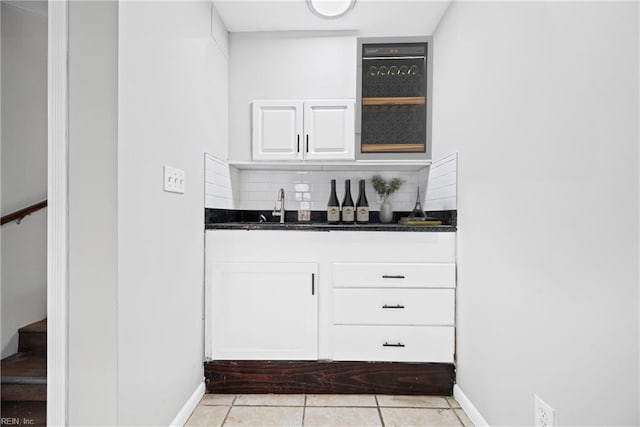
[211,262,318,360]
[331,261,455,363]
[206,230,455,363]
[332,325,454,363]
[333,288,455,326]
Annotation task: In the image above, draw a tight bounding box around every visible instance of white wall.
[432,1,639,425]
[228,32,356,161]
[118,1,227,425]
[67,1,119,424]
[0,2,48,357]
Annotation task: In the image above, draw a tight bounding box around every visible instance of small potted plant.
[371,175,404,223]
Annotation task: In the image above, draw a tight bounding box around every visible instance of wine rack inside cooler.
[359,41,430,155]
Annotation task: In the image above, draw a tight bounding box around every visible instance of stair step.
[1,352,47,402]
[18,319,47,355]
[1,401,46,426]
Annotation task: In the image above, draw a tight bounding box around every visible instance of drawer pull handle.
[382,275,405,279]
[382,304,405,309]
[383,342,405,348]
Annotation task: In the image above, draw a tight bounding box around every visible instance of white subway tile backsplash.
[243,182,259,191]
[425,152,458,211]
[205,155,455,214]
[248,192,267,201]
[205,154,236,209]
[206,195,233,210]
[257,182,272,192]
[231,169,427,211]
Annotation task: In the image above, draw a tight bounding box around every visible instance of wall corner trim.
[169,381,206,427]
[47,0,69,425]
[454,384,490,427]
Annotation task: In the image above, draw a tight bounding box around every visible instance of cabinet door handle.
[306,135,309,153]
[382,275,405,279]
[382,304,405,309]
[311,273,315,295]
[383,342,405,348]
[297,134,300,153]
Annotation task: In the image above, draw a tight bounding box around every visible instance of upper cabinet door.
[304,100,355,161]
[252,100,303,161]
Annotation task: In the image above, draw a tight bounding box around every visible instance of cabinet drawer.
[333,263,455,288]
[332,325,454,363]
[333,289,454,326]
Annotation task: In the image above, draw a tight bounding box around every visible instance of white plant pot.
[379,200,394,223]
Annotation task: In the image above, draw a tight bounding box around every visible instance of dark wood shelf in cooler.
[362,97,425,106]
[362,143,426,153]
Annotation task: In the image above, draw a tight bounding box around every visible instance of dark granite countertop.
[205,209,457,232]
[206,222,456,232]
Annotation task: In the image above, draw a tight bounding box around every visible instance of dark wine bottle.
[327,179,340,224]
[356,179,369,224]
[341,179,355,224]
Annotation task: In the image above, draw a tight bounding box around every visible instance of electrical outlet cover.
[535,395,555,427]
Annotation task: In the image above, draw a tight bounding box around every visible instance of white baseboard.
[170,380,206,427]
[454,384,490,427]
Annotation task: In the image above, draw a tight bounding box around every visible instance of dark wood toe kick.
[204,360,455,395]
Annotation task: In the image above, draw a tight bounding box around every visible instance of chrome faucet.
[272,188,285,224]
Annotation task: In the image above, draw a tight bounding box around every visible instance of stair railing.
[1,200,48,226]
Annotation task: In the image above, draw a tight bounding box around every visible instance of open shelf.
[362,97,425,106]
[227,160,431,172]
[361,143,426,153]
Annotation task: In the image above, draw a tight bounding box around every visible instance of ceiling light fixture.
[307,0,357,19]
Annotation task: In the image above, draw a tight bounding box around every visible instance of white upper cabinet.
[252,99,354,161]
[252,100,304,161]
[304,100,355,160]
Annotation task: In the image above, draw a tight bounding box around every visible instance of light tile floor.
[186,394,474,426]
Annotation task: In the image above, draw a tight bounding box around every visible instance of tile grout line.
[233,405,306,407]
[452,409,466,427]
[302,394,307,427]
[450,405,467,427]
[447,397,467,427]
[378,406,453,409]
[375,395,386,427]
[448,397,455,409]
[304,405,379,408]
[219,396,236,427]
[219,406,233,427]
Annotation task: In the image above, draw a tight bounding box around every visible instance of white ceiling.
[213,0,452,36]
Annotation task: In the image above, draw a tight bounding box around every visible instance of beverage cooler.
[356,37,433,160]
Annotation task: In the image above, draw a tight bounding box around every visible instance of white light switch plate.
[164,165,185,194]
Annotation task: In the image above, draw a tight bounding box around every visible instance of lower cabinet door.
[332,325,454,363]
[212,262,318,360]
